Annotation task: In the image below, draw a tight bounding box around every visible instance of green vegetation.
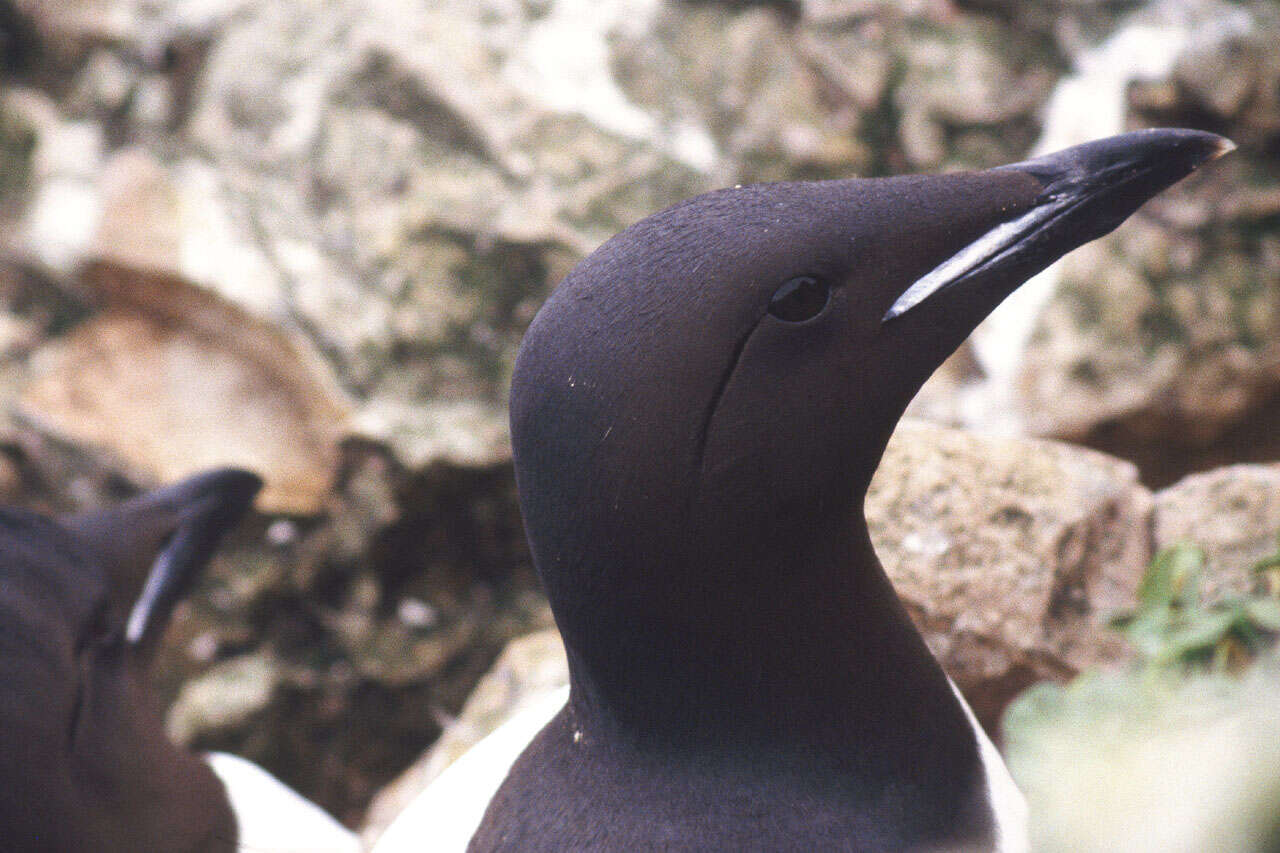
[1004,534,1280,851]
[1109,537,1280,671]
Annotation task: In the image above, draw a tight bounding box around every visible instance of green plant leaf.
[1156,609,1237,663]
[1137,543,1205,609]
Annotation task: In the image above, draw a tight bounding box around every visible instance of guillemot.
[375,128,1233,852]
[0,469,362,852]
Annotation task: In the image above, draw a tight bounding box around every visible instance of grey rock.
[612,5,871,183]
[801,4,1058,174]
[5,0,1084,481]
[894,1,1280,492]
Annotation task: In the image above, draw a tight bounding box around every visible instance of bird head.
[0,469,260,852]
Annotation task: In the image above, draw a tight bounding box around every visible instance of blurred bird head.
[0,469,260,852]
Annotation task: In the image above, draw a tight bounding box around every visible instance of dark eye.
[767,276,831,323]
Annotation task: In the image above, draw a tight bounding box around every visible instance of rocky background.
[0,0,1277,840]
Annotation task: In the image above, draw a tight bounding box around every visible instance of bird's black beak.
[123,469,261,649]
[883,128,1235,323]
[65,468,262,652]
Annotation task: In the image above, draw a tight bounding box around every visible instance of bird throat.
[561,508,967,759]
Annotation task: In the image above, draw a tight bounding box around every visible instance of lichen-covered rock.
[3,0,1079,483]
[7,0,1276,493]
[0,94,35,202]
[1010,0,1280,483]
[800,3,1059,175]
[891,1,1280,492]
[167,648,282,745]
[612,5,872,183]
[172,0,713,421]
[1020,166,1280,456]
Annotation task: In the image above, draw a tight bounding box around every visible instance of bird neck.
[560,509,971,759]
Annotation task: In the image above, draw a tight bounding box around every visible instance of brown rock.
[869,420,1154,727]
[18,306,345,514]
[1019,201,1280,478]
[11,0,134,61]
[16,150,353,514]
[0,450,22,501]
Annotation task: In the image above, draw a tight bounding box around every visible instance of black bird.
[375,128,1234,853]
[0,469,361,852]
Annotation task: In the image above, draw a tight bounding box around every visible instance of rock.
[7,0,1278,494]
[0,310,38,357]
[800,3,1058,175]
[1018,173,1280,480]
[146,447,551,825]
[0,448,21,500]
[0,92,35,202]
[0,1,39,75]
[948,0,1138,54]
[612,5,871,184]
[4,0,1085,484]
[869,420,1153,728]
[1006,1,1280,483]
[167,648,282,745]
[352,400,513,473]
[360,628,568,845]
[11,96,103,277]
[894,1,1280,490]
[17,295,349,514]
[15,149,353,514]
[11,0,137,62]
[1154,463,1280,602]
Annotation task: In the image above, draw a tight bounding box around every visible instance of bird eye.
[767,276,830,323]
